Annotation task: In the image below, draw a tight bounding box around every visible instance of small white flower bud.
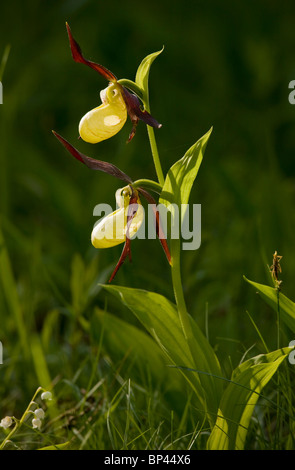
[34,408,45,420]
[41,391,52,401]
[0,416,13,429]
[32,418,42,430]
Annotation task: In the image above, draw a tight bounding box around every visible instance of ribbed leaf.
[38,441,71,450]
[159,127,212,223]
[101,284,223,424]
[135,48,164,96]
[244,276,295,333]
[91,307,183,390]
[207,347,291,450]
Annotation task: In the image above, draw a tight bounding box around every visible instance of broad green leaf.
[102,284,223,424]
[38,441,71,450]
[159,127,212,224]
[207,347,292,450]
[91,307,184,391]
[135,48,164,99]
[244,276,295,333]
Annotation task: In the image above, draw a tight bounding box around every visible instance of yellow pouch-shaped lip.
[79,83,127,144]
[91,200,144,249]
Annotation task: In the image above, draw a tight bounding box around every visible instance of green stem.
[146,125,165,186]
[0,387,42,450]
[276,288,281,349]
[275,287,281,449]
[142,87,165,186]
[117,78,144,101]
[132,178,162,194]
[119,78,164,186]
[144,117,192,341]
[170,237,193,341]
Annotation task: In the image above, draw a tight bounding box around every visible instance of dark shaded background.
[1,0,295,381]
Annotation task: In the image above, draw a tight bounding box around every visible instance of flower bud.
[41,391,52,401]
[32,418,42,430]
[0,416,13,429]
[34,408,45,420]
[91,187,144,249]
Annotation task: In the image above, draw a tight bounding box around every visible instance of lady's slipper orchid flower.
[52,131,171,282]
[66,23,162,143]
[79,83,127,144]
[104,186,145,283]
[91,186,144,249]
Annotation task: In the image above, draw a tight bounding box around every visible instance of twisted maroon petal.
[138,188,171,265]
[120,86,162,142]
[108,194,139,283]
[66,23,117,82]
[52,131,132,184]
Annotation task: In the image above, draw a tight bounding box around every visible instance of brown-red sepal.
[108,194,139,283]
[138,188,171,265]
[52,130,132,184]
[120,87,162,142]
[66,23,117,82]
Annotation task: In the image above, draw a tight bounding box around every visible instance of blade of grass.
[246,310,269,353]
[0,222,29,358]
[0,45,10,82]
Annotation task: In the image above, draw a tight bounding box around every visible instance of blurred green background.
[1,0,295,430]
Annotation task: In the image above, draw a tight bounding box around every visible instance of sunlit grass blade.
[0,222,29,358]
[0,45,10,82]
[244,276,295,333]
[30,334,52,390]
[91,307,182,389]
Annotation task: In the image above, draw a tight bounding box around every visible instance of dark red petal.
[66,23,117,82]
[108,237,132,283]
[135,108,162,129]
[127,118,139,143]
[52,131,132,184]
[108,194,138,283]
[120,86,162,141]
[138,188,171,265]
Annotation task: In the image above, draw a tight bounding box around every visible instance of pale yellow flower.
[79,83,127,144]
[91,186,144,249]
